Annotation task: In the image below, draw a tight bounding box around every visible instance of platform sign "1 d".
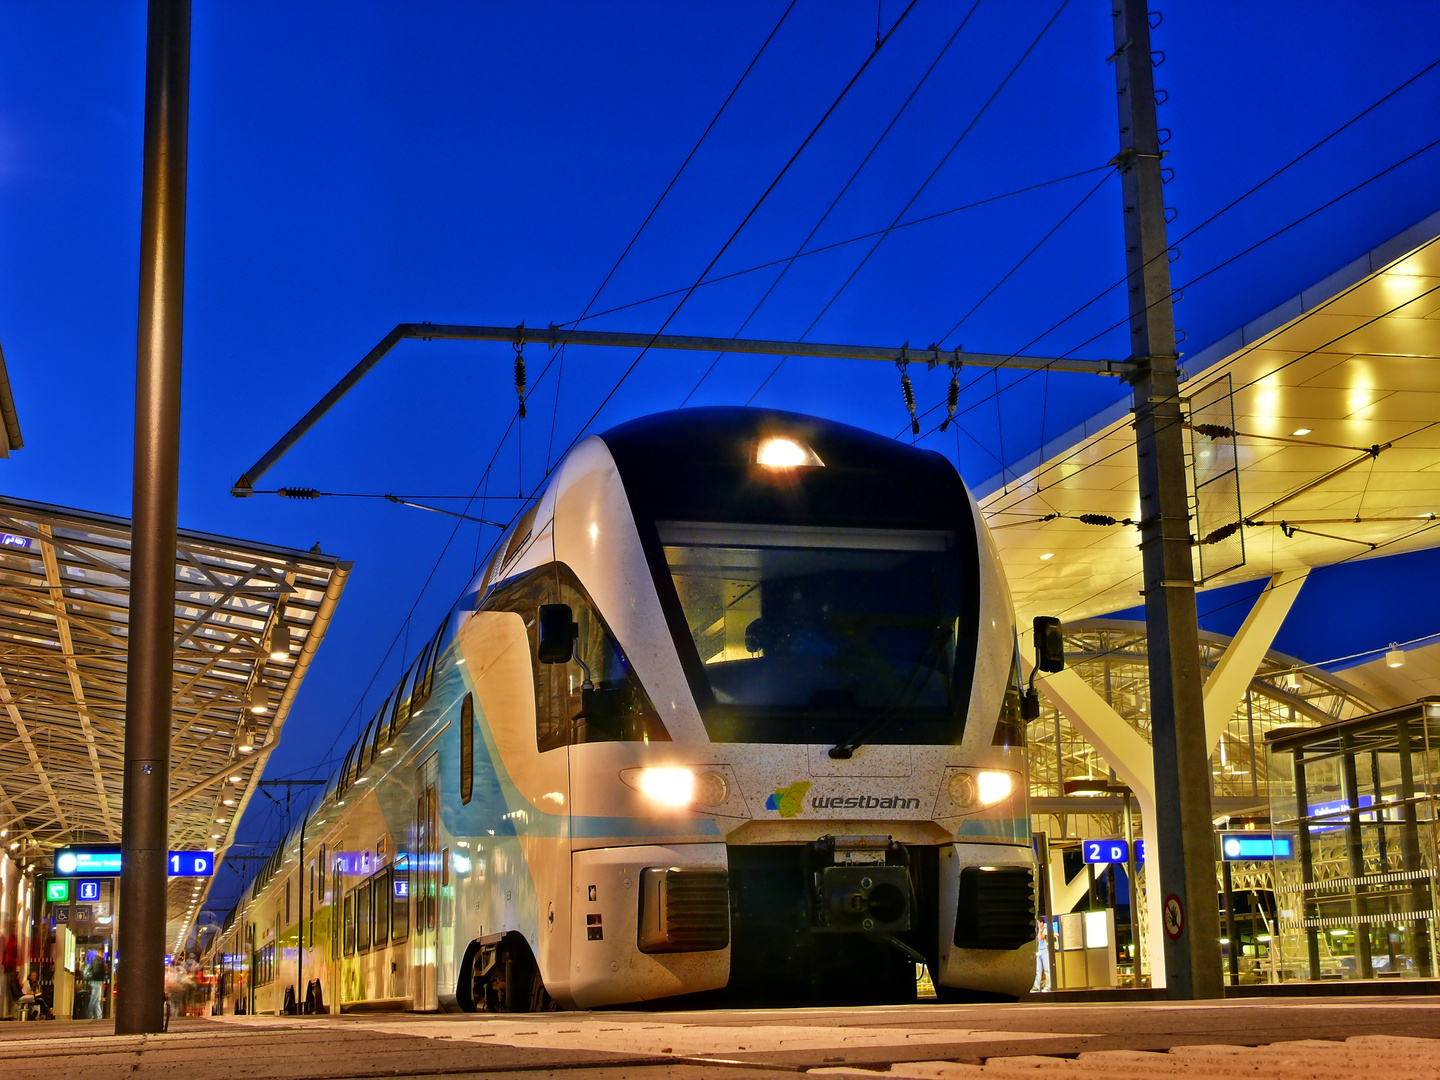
[168,851,214,877]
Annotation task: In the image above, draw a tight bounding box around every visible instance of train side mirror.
[1020,686,1041,721]
[1033,616,1065,673]
[537,604,578,664]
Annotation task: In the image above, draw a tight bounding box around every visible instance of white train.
[206,407,1038,1014]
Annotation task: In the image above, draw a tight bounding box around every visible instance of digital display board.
[1219,833,1294,861]
[54,847,122,875]
[54,847,215,876]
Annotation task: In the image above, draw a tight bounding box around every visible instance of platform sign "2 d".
[1083,839,1129,864]
[168,851,214,877]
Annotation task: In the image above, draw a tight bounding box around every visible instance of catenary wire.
[747,0,1072,404]
[680,0,982,406]
[547,0,922,466]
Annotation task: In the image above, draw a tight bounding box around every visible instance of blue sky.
[2,2,1439,900]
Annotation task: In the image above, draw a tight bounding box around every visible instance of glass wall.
[1267,700,1439,981]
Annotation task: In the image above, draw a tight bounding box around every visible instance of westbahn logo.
[811,794,922,810]
[765,781,922,816]
[765,782,811,817]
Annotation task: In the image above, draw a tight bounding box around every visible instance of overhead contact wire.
[551,0,922,463]
[749,0,1072,404]
[681,0,982,405]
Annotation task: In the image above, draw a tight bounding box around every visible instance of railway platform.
[2,997,1437,1079]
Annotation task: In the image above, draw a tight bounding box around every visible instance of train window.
[410,642,434,719]
[656,522,967,744]
[343,891,356,956]
[441,847,450,889]
[501,504,539,569]
[368,700,391,764]
[559,569,669,745]
[356,880,372,952]
[285,878,291,926]
[318,845,326,900]
[459,693,474,804]
[354,715,378,779]
[391,856,410,943]
[414,617,447,710]
[308,864,315,947]
[338,743,357,796]
[388,664,417,740]
[373,868,391,946]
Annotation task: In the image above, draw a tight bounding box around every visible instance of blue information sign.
[1220,833,1293,861]
[77,880,101,902]
[1083,839,1129,864]
[0,533,32,550]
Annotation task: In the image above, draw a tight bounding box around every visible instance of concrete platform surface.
[0,996,1436,1079]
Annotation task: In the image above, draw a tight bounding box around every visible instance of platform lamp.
[1386,643,1405,668]
[269,621,291,662]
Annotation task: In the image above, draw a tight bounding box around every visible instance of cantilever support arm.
[231,322,1134,495]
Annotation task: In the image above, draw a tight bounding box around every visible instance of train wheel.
[462,935,552,1013]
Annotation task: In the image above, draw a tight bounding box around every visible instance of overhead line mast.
[1112,0,1223,998]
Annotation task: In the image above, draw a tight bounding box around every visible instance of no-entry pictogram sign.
[1163,893,1185,939]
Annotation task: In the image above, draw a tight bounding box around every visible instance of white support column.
[1202,569,1309,751]
[1027,660,1166,988]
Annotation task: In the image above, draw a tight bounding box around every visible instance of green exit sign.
[46,879,69,903]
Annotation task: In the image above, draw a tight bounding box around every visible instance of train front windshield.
[658,521,966,743]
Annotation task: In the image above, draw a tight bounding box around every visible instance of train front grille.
[954,865,1034,951]
[637,867,730,953]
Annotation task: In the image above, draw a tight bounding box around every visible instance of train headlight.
[635,767,695,807]
[948,773,977,808]
[976,771,1014,805]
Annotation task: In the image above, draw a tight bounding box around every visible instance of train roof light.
[756,436,823,468]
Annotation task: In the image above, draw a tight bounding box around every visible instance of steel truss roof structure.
[0,495,349,945]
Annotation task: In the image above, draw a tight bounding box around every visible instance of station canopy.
[0,495,349,945]
[982,209,1440,624]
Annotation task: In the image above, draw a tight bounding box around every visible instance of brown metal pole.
[1112,0,1222,999]
[117,0,190,1035]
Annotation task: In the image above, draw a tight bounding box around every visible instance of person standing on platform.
[85,951,107,1019]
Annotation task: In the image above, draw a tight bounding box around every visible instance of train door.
[414,755,440,1009]
[329,856,342,1012]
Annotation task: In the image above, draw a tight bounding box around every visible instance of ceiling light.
[222,798,235,807]
[1386,644,1405,668]
[1291,428,1311,436]
[228,774,244,785]
[1040,552,1054,560]
[269,621,292,662]
[756,436,823,468]
[246,682,270,714]
[215,818,227,824]
[236,725,256,753]
[211,833,223,839]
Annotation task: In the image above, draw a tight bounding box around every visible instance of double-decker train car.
[206,407,1039,1013]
